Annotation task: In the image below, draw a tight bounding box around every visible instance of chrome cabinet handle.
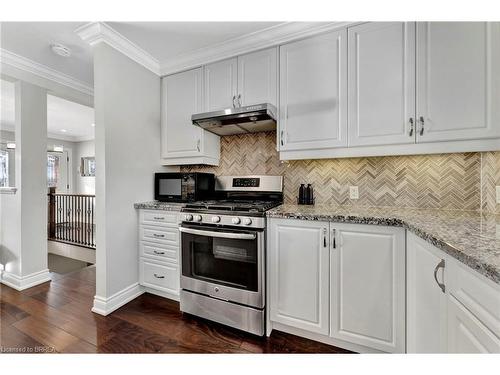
[154,216,164,220]
[323,228,327,248]
[153,233,165,238]
[433,259,446,293]
[331,229,336,249]
[153,250,165,255]
[237,94,242,107]
[280,130,284,146]
[232,95,236,108]
[419,116,425,136]
[196,139,200,152]
[409,117,414,137]
[153,273,165,279]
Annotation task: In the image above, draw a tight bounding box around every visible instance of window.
[0,150,8,187]
[47,153,60,188]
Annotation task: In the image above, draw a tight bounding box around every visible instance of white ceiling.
[1,79,95,142]
[0,22,93,85]
[1,22,283,87]
[107,22,282,63]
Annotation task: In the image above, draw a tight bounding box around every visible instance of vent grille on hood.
[191,103,277,136]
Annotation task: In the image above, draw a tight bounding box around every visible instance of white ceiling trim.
[75,22,161,75]
[0,48,94,96]
[159,21,356,75]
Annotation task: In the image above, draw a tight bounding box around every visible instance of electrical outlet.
[349,186,359,200]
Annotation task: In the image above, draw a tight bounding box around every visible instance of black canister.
[298,184,306,204]
[306,184,314,205]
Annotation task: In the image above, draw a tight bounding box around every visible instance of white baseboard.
[0,269,51,291]
[91,282,144,316]
[144,287,180,302]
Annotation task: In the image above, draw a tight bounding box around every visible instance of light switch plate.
[496,186,500,204]
[349,186,359,200]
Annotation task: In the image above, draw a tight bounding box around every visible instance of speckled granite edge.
[267,208,500,285]
[134,201,185,211]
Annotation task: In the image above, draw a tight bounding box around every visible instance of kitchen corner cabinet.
[330,223,405,353]
[268,219,329,335]
[407,232,500,353]
[161,68,220,166]
[416,22,500,143]
[268,219,405,353]
[348,22,416,147]
[204,48,277,110]
[279,29,347,152]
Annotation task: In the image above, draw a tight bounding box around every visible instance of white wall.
[75,139,95,195]
[0,80,50,289]
[92,42,172,311]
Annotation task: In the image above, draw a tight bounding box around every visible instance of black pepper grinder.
[298,184,305,204]
[305,184,314,205]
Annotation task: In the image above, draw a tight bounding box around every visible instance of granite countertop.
[134,201,185,211]
[267,204,500,285]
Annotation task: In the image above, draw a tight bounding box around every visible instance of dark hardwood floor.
[0,266,352,354]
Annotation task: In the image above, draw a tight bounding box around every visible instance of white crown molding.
[75,22,160,75]
[160,21,357,75]
[0,49,94,96]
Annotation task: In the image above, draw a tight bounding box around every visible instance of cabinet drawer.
[448,259,500,337]
[139,258,179,295]
[140,210,179,227]
[140,241,178,264]
[140,226,179,245]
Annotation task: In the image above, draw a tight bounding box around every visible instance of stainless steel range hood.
[191,103,277,136]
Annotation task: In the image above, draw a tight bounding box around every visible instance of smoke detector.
[51,43,72,57]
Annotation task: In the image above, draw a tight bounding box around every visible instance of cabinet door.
[279,29,347,151]
[204,57,238,111]
[269,219,329,335]
[237,47,277,107]
[348,22,416,147]
[447,296,500,353]
[416,22,500,142]
[407,232,447,353]
[330,223,405,353]
[161,68,204,158]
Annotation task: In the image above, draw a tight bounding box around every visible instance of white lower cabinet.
[330,223,405,353]
[268,219,329,335]
[407,232,500,353]
[407,233,447,353]
[138,209,181,300]
[268,219,405,352]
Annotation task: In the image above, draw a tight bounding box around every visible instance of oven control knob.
[193,215,202,222]
[243,218,252,226]
[231,217,241,225]
[211,216,221,223]
[183,214,193,221]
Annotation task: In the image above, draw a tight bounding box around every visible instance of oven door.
[180,223,264,308]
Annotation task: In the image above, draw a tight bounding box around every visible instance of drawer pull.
[153,250,165,255]
[153,233,165,238]
[153,273,165,279]
[154,216,165,220]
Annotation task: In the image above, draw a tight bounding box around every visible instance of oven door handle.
[179,226,256,240]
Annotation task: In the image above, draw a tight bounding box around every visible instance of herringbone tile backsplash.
[182,132,500,213]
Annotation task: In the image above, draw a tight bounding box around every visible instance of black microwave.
[154,173,215,202]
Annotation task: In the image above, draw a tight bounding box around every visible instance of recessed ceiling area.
[107,22,283,63]
[0,79,95,142]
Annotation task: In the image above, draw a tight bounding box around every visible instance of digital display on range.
[233,178,260,188]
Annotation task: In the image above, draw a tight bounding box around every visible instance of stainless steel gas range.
[179,175,283,336]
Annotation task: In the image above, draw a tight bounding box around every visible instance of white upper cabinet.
[279,29,348,151]
[161,68,220,165]
[406,232,448,353]
[268,219,330,335]
[416,22,500,142]
[330,223,406,353]
[348,22,416,147]
[237,48,277,107]
[204,57,238,111]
